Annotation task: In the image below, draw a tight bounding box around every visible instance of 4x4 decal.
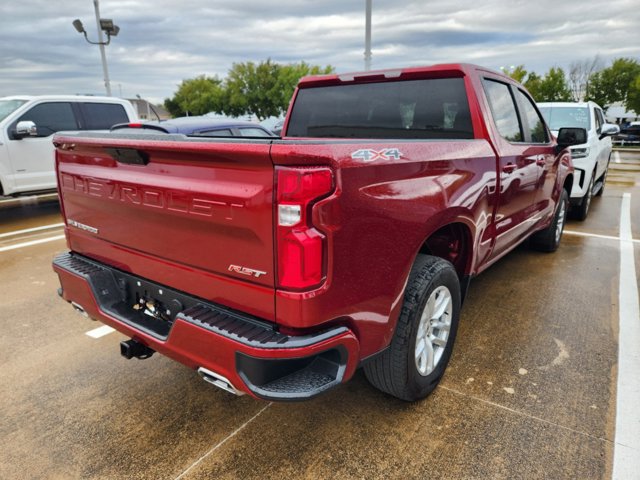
[351,148,403,162]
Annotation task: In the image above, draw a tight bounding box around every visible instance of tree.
[272,62,334,115]
[223,59,333,120]
[163,97,185,117]
[586,58,640,109]
[164,75,224,117]
[627,75,640,115]
[534,67,573,102]
[523,72,542,99]
[506,65,528,83]
[568,56,602,101]
[506,66,572,102]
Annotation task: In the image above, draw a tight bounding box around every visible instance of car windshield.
[0,99,28,122]
[538,106,590,131]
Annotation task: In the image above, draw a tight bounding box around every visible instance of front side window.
[594,108,604,134]
[15,102,78,137]
[287,77,474,139]
[483,80,523,142]
[515,90,548,143]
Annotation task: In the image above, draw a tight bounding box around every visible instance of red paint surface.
[54,63,572,380]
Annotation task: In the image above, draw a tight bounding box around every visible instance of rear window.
[81,103,129,130]
[287,78,473,139]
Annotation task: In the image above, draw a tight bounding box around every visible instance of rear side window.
[81,103,129,130]
[15,102,78,137]
[196,129,233,137]
[287,78,474,139]
[238,127,272,137]
[515,90,548,143]
[483,80,523,142]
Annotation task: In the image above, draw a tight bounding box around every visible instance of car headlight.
[570,147,589,159]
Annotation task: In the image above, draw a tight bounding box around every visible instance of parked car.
[53,63,581,402]
[0,95,137,196]
[111,117,276,137]
[614,122,640,145]
[538,101,619,220]
[270,119,285,136]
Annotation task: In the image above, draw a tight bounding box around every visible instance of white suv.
[0,95,138,196]
[538,101,619,220]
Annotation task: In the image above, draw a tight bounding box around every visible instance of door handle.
[536,156,546,166]
[502,163,517,174]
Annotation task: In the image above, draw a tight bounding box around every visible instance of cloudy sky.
[1,0,638,103]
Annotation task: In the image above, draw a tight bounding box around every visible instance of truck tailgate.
[55,134,275,321]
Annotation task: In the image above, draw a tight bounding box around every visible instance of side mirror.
[13,120,38,139]
[599,123,620,140]
[556,127,587,154]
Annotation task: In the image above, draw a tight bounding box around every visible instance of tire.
[573,174,593,221]
[530,189,569,252]
[364,255,461,401]
[595,161,609,197]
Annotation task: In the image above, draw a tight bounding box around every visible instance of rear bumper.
[53,252,360,401]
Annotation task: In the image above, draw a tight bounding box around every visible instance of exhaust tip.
[71,301,88,318]
[197,367,244,396]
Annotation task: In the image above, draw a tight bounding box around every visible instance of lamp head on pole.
[72,19,85,34]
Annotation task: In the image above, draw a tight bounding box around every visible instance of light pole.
[72,0,120,96]
[364,0,372,71]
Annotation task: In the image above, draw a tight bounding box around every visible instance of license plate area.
[106,272,200,339]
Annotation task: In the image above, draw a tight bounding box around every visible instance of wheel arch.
[375,213,477,360]
[563,172,574,196]
[417,221,474,282]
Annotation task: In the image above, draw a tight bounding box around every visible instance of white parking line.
[0,234,66,253]
[174,402,272,480]
[564,230,640,244]
[0,222,65,238]
[612,193,640,480]
[613,151,621,163]
[85,325,116,338]
[0,193,58,206]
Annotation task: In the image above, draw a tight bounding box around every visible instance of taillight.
[276,167,334,290]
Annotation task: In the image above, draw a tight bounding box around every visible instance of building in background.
[606,102,638,125]
[127,98,170,121]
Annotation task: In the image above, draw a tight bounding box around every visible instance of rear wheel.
[530,189,569,252]
[364,255,461,401]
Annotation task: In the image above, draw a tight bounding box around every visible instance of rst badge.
[351,148,403,162]
[228,265,267,278]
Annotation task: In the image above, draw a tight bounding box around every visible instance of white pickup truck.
[538,101,619,220]
[0,95,137,196]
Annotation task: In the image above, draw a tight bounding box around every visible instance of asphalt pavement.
[1,151,638,479]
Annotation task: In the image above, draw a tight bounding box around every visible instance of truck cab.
[0,95,137,196]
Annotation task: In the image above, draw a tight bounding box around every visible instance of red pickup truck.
[53,64,581,402]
